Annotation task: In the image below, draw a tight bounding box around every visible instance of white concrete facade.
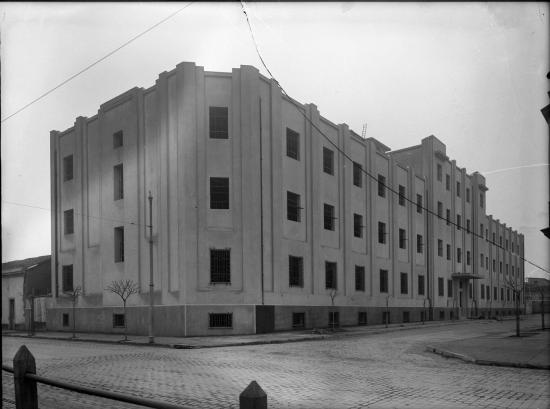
[49,62,524,336]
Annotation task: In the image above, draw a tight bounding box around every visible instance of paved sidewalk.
[427,327,550,370]
[2,318,465,349]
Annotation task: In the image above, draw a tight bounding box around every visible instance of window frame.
[209,106,229,139]
[210,248,231,284]
[288,255,304,288]
[210,177,230,209]
[286,128,300,160]
[325,261,337,290]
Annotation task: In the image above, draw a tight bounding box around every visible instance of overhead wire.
[239,1,549,276]
[1,2,194,123]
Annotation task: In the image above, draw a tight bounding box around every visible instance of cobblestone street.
[2,320,549,409]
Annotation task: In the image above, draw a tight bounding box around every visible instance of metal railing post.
[13,345,37,409]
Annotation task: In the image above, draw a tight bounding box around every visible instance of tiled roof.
[2,255,51,275]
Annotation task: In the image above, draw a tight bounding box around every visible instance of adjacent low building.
[48,62,524,336]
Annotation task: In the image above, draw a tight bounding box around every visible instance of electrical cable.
[1,2,194,123]
[239,1,549,276]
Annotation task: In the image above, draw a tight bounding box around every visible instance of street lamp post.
[148,192,154,344]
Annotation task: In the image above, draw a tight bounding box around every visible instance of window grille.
[292,312,305,328]
[378,222,386,244]
[287,191,301,222]
[209,313,232,328]
[210,177,230,209]
[210,249,231,283]
[353,214,363,238]
[113,314,125,328]
[323,147,334,175]
[289,256,304,287]
[209,107,229,139]
[286,128,300,160]
[324,204,335,231]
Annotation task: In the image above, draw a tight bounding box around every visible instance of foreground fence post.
[239,381,267,409]
[13,345,38,409]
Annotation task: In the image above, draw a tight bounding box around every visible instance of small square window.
[113,130,123,148]
[286,128,300,160]
[292,312,305,328]
[209,313,232,328]
[353,162,362,187]
[113,314,125,328]
[63,155,74,182]
[209,107,229,139]
[403,311,410,323]
[323,147,334,175]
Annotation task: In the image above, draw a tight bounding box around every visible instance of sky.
[1,2,549,278]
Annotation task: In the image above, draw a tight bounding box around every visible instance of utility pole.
[148,192,154,344]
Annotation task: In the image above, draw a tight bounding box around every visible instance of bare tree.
[65,286,82,339]
[106,280,140,341]
[504,275,523,337]
[526,282,548,330]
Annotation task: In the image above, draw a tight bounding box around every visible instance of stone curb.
[425,345,550,370]
[2,320,465,350]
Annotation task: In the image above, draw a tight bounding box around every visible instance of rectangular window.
[447,279,453,297]
[493,259,496,271]
[114,164,123,200]
[466,219,470,233]
[437,201,443,218]
[494,286,497,300]
[493,232,496,243]
[466,188,470,203]
[323,147,334,175]
[210,177,230,209]
[209,107,228,139]
[437,163,442,181]
[456,214,461,230]
[113,130,123,148]
[480,223,484,235]
[358,312,367,325]
[456,181,461,197]
[209,313,232,328]
[286,128,300,160]
[480,193,484,208]
[378,174,386,197]
[481,284,485,299]
[437,239,443,257]
[438,277,444,296]
[62,265,73,292]
[113,314,125,328]
[416,235,423,254]
[324,203,335,231]
[328,311,340,327]
[500,236,502,246]
[467,251,471,266]
[399,228,407,249]
[400,273,408,294]
[403,311,410,323]
[62,313,69,327]
[505,239,508,250]
[480,253,484,268]
[418,275,425,295]
[416,194,423,214]
[457,248,462,263]
[325,262,337,289]
[353,214,363,238]
[210,249,231,283]
[501,287,504,301]
[446,209,450,226]
[486,286,490,300]
[446,244,451,260]
[114,226,124,263]
[398,185,405,206]
[64,209,74,235]
[292,312,305,328]
[355,265,365,291]
[287,191,301,222]
[439,310,445,320]
[63,154,73,182]
[383,311,390,325]
[446,174,450,191]
[499,262,502,273]
[507,289,510,302]
[353,162,362,187]
[379,270,388,293]
[288,256,304,287]
[378,222,386,244]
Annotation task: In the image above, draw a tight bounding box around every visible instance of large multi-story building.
[48,62,524,336]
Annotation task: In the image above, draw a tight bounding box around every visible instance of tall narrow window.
[466,219,470,233]
[480,193,484,208]
[446,209,450,226]
[289,256,303,287]
[400,273,408,294]
[445,174,450,191]
[480,253,484,268]
[63,154,74,182]
[353,162,362,187]
[325,262,337,289]
[323,147,334,175]
[467,251,471,266]
[379,270,388,293]
[62,265,73,292]
[355,265,365,291]
[456,214,461,230]
[437,201,443,218]
[447,280,453,297]
[64,209,74,235]
[438,277,444,296]
[209,106,228,139]
[417,234,423,254]
[210,177,229,209]
[113,130,123,148]
[378,174,386,197]
[446,244,451,260]
[353,214,363,238]
[457,248,462,263]
[437,163,442,181]
[418,275,425,295]
[286,128,300,160]
[398,185,406,206]
[114,226,124,263]
[466,188,470,203]
[399,228,407,249]
[378,222,386,244]
[287,191,301,222]
[324,204,335,231]
[480,284,485,299]
[114,164,123,200]
[437,239,443,257]
[210,249,231,283]
[456,181,461,197]
[416,194,423,214]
